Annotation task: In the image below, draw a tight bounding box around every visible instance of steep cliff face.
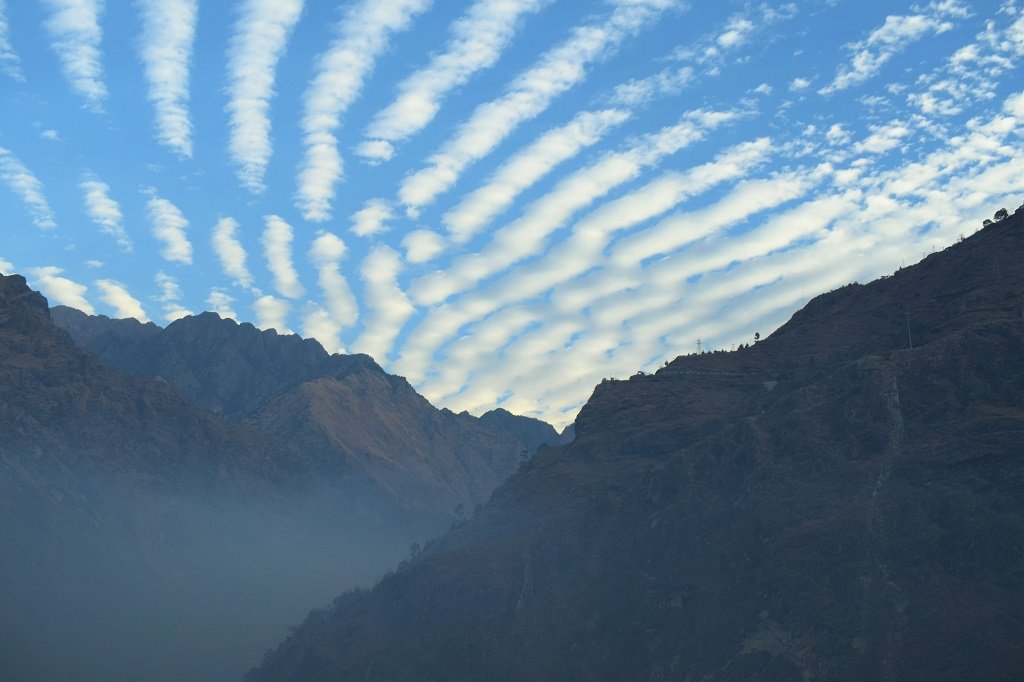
[51,307,563,522]
[248,212,1024,681]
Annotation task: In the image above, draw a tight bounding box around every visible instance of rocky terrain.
[1,274,561,681]
[248,208,1024,681]
[52,306,562,525]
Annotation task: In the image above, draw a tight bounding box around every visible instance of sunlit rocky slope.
[248,206,1024,681]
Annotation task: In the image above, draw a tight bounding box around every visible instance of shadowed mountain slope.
[248,209,1024,681]
[1,273,559,681]
[51,307,562,523]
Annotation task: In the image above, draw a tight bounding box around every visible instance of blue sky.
[1,0,1022,427]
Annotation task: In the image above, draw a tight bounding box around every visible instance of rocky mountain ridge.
[248,208,1024,681]
[52,306,563,522]
[1,273,562,681]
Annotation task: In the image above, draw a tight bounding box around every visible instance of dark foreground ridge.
[249,209,1024,681]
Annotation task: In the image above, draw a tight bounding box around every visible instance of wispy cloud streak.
[394,138,773,384]
[28,266,93,313]
[0,146,57,230]
[155,270,192,321]
[820,1,968,94]
[352,245,414,361]
[413,108,737,305]
[226,0,304,192]
[144,189,192,263]
[296,0,432,221]
[212,217,254,288]
[358,0,547,163]
[94,278,149,320]
[0,1,24,81]
[253,294,290,332]
[81,173,132,251]
[43,0,107,109]
[138,0,198,157]
[262,214,304,298]
[309,231,358,333]
[443,108,631,242]
[399,0,677,215]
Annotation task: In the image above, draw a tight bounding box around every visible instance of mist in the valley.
[0,469,418,681]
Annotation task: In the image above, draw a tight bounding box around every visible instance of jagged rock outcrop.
[51,307,564,524]
[247,212,1024,681]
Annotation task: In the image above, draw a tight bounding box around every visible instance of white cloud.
[0,256,13,272]
[352,245,415,362]
[609,66,693,107]
[826,123,851,145]
[206,288,237,319]
[442,107,631,243]
[853,119,912,154]
[610,170,821,267]
[1006,91,1024,117]
[752,83,773,96]
[0,1,23,81]
[144,189,192,264]
[301,302,343,353]
[27,266,93,313]
[789,77,811,92]
[261,214,304,299]
[309,230,358,331]
[396,95,1024,427]
[351,198,394,237]
[716,16,755,49]
[402,229,446,263]
[40,129,60,140]
[412,107,738,305]
[94,278,149,321]
[226,0,304,192]
[358,0,547,163]
[85,259,103,268]
[42,0,107,110]
[399,0,677,214]
[673,4,796,72]
[211,216,254,289]
[253,294,291,332]
[296,0,432,221]
[393,138,775,386]
[905,9,1024,117]
[820,4,966,94]
[353,139,395,164]
[81,173,132,251]
[0,146,57,230]
[154,270,192,321]
[138,0,198,157]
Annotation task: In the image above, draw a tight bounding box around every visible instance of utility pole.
[905,312,913,350]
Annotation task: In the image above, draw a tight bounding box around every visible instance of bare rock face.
[247,212,1024,681]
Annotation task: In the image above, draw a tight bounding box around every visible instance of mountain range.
[51,305,566,525]
[247,206,1024,681]
[0,276,564,681]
